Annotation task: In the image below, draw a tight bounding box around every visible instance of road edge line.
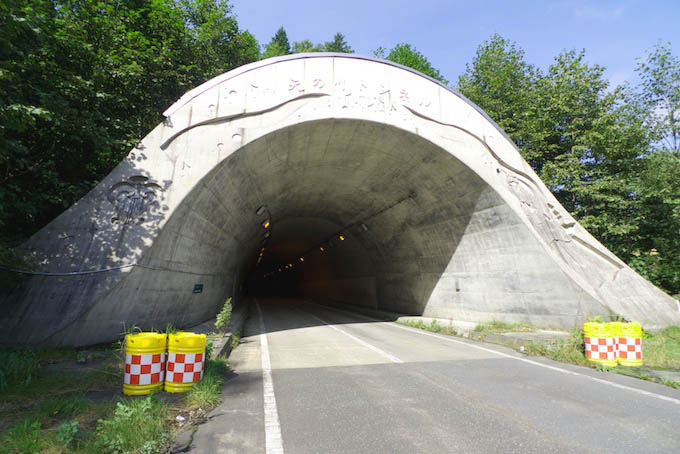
[292,305,403,364]
[255,301,285,454]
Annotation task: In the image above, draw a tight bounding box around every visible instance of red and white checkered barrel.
[164,332,207,392]
[616,322,643,367]
[583,323,617,367]
[166,352,204,383]
[123,332,167,395]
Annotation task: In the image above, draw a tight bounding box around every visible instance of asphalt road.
[189,298,680,454]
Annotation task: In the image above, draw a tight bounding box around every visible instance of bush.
[0,348,40,391]
[57,420,79,446]
[215,297,232,333]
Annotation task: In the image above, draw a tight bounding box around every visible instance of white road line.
[317,303,680,406]
[255,301,285,454]
[292,306,403,364]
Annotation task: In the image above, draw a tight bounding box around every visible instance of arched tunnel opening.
[159,117,543,319]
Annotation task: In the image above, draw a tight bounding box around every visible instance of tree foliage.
[323,33,353,53]
[636,42,680,154]
[0,0,259,241]
[457,34,538,151]
[263,28,353,57]
[376,43,448,84]
[262,26,291,58]
[292,39,324,54]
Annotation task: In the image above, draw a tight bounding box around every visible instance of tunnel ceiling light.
[360,223,369,232]
[319,246,325,252]
[339,235,345,241]
[262,219,271,229]
[264,231,271,238]
[256,206,267,216]
[299,257,304,262]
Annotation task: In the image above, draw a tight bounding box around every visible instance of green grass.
[95,396,173,454]
[399,319,457,335]
[2,396,173,454]
[2,418,47,454]
[641,325,680,369]
[39,395,91,421]
[0,337,238,454]
[522,329,589,366]
[185,358,229,409]
[473,320,536,334]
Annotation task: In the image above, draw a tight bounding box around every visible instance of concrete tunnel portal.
[195,118,501,308]
[4,54,679,346]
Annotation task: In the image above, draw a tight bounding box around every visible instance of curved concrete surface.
[3,54,678,345]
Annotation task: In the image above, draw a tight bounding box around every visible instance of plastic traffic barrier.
[123,332,167,395]
[583,322,617,367]
[164,332,207,393]
[616,322,643,367]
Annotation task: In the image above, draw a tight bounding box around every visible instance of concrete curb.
[319,300,570,342]
[319,301,478,335]
[173,303,251,453]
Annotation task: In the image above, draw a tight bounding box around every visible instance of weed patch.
[231,330,241,349]
[95,395,173,454]
[2,418,46,454]
[641,326,680,369]
[399,319,457,336]
[185,358,229,409]
[522,329,588,366]
[215,298,232,333]
[40,394,90,421]
[474,320,536,334]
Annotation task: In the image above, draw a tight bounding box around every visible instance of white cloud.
[572,1,628,22]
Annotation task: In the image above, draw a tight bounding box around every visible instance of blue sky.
[232,0,679,88]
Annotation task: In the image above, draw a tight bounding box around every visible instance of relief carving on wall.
[108,176,162,225]
[403,105,623,284]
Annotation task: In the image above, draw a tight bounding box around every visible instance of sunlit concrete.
[3,54,678,346]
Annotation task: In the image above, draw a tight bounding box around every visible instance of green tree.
[378,43,448,84]
[458,34,539,154]
[626,151,680,296]
[636,42,680,154]
[322,32,353,53]
[262,26,291,58]
[0,0,259,243]
[292,39,323,53]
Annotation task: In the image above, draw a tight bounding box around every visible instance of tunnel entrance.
[168,118,523,316]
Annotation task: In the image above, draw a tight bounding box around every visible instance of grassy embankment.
[399,319,680,389]
[0,339,231,454]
